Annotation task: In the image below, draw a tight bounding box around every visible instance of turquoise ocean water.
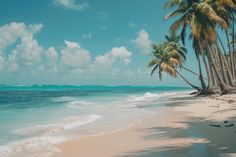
[0,85,190,157]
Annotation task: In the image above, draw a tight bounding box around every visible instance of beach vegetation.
[149,0,236,95]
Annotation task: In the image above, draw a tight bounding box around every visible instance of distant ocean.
[0,85,191,157]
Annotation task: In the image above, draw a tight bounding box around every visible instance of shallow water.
[0,85,190,157]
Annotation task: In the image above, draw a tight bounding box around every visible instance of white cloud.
[0,22,155,85]
[53,0,89,11]
[13,34,43,66]
[0,56,5,71]
[0,22,43,68]
[0,23,42,53]
[91,47,132,71]
[8,51,19,72]
[45,47,58,64]
[110,47,132,58]
[0,22,132,79]
[61,40,91,69]
[29,23,44,34]
[44,47,58,72]
[132,29,152,54]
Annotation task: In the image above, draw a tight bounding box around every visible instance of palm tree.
[166,33,208,91]
[148,43,200,90]
[206,0,236,84]
[164,0,236,94]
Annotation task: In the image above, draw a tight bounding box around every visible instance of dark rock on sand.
[209,124,221,128]
[228,100,234,104]
[224,124,234,128]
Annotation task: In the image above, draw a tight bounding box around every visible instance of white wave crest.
[4,114,101,157]
[13,115,101,136]
[66,100,94,108]
[0,136,65,157]
[51,96,76,103]
[122,92,177,108]
[129,92,176,102]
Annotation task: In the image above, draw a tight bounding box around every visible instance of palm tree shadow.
[118,117,236,157]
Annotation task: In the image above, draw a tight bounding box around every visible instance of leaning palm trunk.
[182,66,207,80]
[175,69,201,91]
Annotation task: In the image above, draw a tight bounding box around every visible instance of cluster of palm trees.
[149,0,236,95]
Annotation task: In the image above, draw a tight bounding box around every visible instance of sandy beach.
[51,94,236,157]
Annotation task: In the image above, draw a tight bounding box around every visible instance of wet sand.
[52,94,236,157]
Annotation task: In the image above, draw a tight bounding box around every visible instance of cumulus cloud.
[91,47,132,71]
[82,47,133,82]
[0,22,141,85]
[8,51,19,72]
[43,47,58,72]
[53,0,89,11]
[45,47,58,64]
[0,56,5,71]
[132,29,152,54]
[13,35,43,66]
[0,22,43,69]
[61,40,91,69]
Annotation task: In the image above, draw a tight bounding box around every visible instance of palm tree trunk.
[217,45,236,86]
[218,32,231,71]
[202,53,219,94]
[206,43,233,94]
[218,33,228,56]
[196,53,207,90]
[202,54,211,85]
[232,15,236,78]
[175,69,200,91]
[193,42,207,91]
[182,66,207,80]
[225,31,234,76]
[213,45,227,83]
[215,42,235,86]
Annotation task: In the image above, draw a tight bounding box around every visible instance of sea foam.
[13,114,101,136]
[0,136,65,157]
[66,100,94,109]
[3,115,101,157]
[123,92,177,108]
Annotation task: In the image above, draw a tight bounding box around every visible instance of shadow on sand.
[119,96,236,157]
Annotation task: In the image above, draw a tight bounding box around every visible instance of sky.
[0,0,200,86]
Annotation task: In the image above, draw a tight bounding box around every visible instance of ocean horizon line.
[0,84,191,89]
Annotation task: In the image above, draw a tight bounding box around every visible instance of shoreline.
[51,93,236,157]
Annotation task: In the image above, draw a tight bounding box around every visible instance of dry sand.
[51,94,236,157]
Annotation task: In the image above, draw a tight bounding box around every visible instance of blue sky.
[0,0,199,86]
